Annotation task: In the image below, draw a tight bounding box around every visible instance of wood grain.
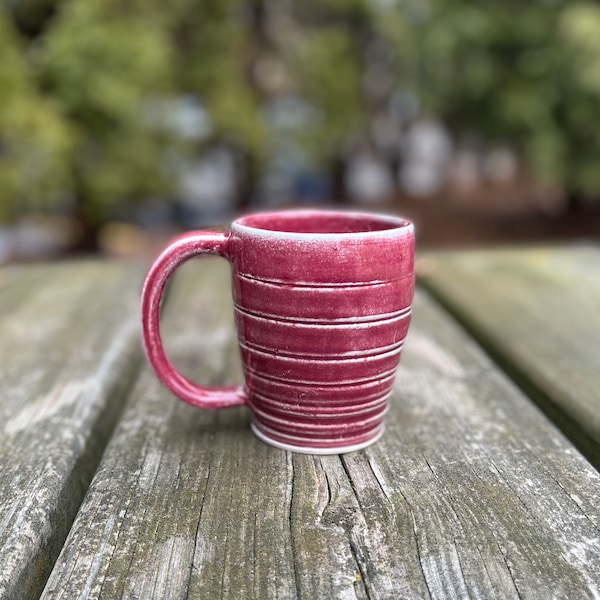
[0,261,143,600]
[42,259,600,599]
[419,245,600,468]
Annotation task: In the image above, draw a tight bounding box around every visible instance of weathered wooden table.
[1,245,599,599]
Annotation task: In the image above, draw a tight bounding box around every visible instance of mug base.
[250,422,384,455]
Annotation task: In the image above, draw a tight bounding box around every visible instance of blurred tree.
[254,0,369,201]
[378,0,600,207]
[169,0,268,200]
[3,0,600,240]
[0,10,73,223]
[36,0,174,243]
[290,0,368,160]
[0,0,269,238]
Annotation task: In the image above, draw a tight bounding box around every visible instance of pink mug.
[141,210,415,454]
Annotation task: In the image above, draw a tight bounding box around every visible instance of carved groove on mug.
[249,402,389,431]
[243,344,402,366]
[239,340,405,360]
[237,272,414,288]
[250,398,389,421]
[250,391,390,416]
[236,275,399,292]
[247,372,396,393]
[244,366,399,386]
[247,381,395,408]
[233,303,411,325]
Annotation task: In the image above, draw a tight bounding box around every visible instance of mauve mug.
[141,210,415,454]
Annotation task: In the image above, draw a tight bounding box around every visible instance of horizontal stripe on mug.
[249,389,391,417]
[232,274,414,321]
[236,272,414,287]
[238,339,404,360]
[236,316,410,357]
[243,363,400,387]
[242,350,402,385]
[249,401,389,431]
[229,229,414,283]
[233,303,411,325]
[246,373,396,403]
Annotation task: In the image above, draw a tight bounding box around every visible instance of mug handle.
[141,231,247,409]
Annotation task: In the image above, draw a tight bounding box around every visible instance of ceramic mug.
[141,210,415,454]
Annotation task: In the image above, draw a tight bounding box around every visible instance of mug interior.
[235,211,410,235]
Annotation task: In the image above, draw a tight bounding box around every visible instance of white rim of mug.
[231,209,414,241]
[250,421,384,455]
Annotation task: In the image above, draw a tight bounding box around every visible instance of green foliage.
[3,0,600,226]
[0,0,263,224]
[379,0,600,197]
[292,26,365,163]
[560,3,600,95]
[0,10,73,221]
[35,1,175,218]
[38,3,172,130]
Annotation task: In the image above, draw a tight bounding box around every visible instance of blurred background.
[1,0,600,263]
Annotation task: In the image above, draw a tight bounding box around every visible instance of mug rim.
[231,209,414,240]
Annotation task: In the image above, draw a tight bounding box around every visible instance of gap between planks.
[418,279,600,471]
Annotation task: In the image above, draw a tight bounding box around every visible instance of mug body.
[228,210,415,453]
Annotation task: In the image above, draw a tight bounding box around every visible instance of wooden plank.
[419,245,600,468]
[0,264,55,314]
[0,261,143,600]
[42,259,600,599]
